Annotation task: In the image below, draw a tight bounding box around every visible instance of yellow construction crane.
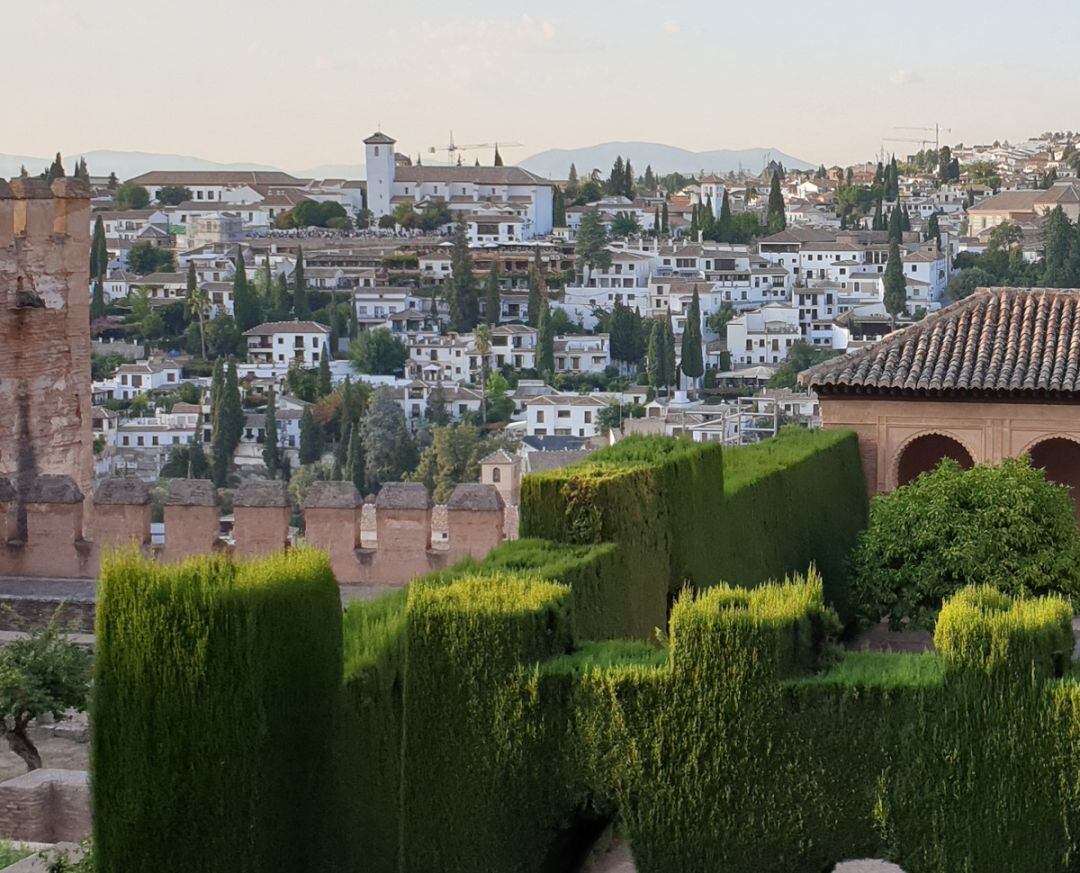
[428,133,523,164]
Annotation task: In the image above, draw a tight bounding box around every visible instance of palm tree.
[185,263,210,360]
[474,323,491,424]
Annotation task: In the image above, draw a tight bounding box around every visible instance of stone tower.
[0,177,93,537]
[364,131,397,220]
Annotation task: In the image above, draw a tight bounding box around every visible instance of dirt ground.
[0,716,88,783]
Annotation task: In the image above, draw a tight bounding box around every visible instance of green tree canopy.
[350,328,408,375]
[116,182,150,210]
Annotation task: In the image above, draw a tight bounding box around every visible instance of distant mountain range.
[1,141,815,185]
[519,142,816,180]
[0,150,282,182]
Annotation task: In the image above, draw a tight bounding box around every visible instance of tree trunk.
[5,727,42,771]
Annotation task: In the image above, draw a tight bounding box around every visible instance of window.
[373,146,379,156]
[584,411,592,424]
[557,410,571,419]
[492,468,502,483]
[536,410,545,422]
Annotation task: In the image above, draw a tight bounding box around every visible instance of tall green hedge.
[92,549,341,873]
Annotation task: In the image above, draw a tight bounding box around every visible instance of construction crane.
[428,132,523,165]
[894,124,952,152]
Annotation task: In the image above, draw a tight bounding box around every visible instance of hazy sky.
[6,0,1080,171]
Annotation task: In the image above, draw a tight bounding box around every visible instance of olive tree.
[0,623,91,770]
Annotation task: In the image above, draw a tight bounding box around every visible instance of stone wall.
[0,179,93,541]
[0,769,90,843]
[0,475,506,587]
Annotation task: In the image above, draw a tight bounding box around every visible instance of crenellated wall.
[0,178,93,541]
[0,475,506,586]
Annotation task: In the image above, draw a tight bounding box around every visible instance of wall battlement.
[0,177,93,541]
[0,475,505,586]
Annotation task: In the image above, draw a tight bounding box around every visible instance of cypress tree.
[336,418,352,466]
[663,313,677,390]
[293,247,310,318]
[493,144,503,167]
[232,250,260,331]
[653,207,660,235]
[609,156,625,196]
[887,200,904,243]
[527,264,542,327]
[552,187,566,227]
[537,302,555,373]
[317,353,332,397]
[926,213,941,249]
[299,407,321,464]
[262,389,282,478]
[646,321,662,389]
[346,427,365,495]
[484,263,501,325]
[661,202,669,233]
[872,199,885,231]
[271,271,292,321]
[623,159,634,199]
[90,216,107,279]
[717,189,732,242]
[44,153,65,184]
[901,205,911,233]
[210,357,225,414]
[447,217,478,331]
[223,360,243,453]
[680,288,704,385]
[766,172,786,233]
[701,195,715,239]
[91,278,106,321]
[883,239,907,323]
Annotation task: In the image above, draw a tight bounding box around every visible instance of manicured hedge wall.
[92,549,341,873]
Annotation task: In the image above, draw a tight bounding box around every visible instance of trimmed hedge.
[92,549,341,873]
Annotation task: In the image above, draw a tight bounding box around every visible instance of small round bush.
[849,456,1080,629]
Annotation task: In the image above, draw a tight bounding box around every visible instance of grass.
[792,651,945,690]
[543,640,667,677]
[0,841,33,868]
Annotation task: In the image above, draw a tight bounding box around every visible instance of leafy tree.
[486,371,515,424]
[349,328,408,375]
[161,442,211,479]
[363,387,418,487]
[116,182,150,210]
[849,457,1080,629]
[987,221,1023,252]
[766,172,786,233]
[484,264,501,325]
[197,314,245,359]
[537,302,555,373]
[107,171,118,189]
[947,267,997,301]
[299,407,322,464]
[90,215,107,279]
[610,211,640,237]
[447,218,479,331]
[883,239,907,321]
[232,251,261,331]
[680,289,704,384]
[262,389,282,477]
[0,621,90,771]
[409,423,501,503]
[706,302,736,337]
[156,186,192,206]
[317,353,332,397]
[127,242,174,275]
[576,209,610,273]
[427,385,450,426]
[286,200,348,228]
[293,247,310,318]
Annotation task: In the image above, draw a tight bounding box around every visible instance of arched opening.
[1028,437,1080,521]
[897,433,974,486]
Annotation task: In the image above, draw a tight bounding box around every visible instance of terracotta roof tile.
[803,287,1080,398]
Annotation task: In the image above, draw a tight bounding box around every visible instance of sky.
[6,0,1080,172]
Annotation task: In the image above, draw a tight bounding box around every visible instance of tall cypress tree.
[552,187,566,227]
[717,189,732,242]
[346,427,365,494]
[90,215,107,279]
[926,213,941,249]
[210,359,242,487]
[299,407,321,464]
[262,388,282,478]
[883,239,907,323]
[537,302,555,373]
[270,271,292,321]
[766,172,786,233]
[447,217,479,331]
[91,277,106,321]
[293,247,310,318]
[44,153,65,185]
[493,144,504,167]
[661,202,669,234]
[210,357,225,413]
[232,250,260,331]
[623,159,634,199]
[484,263,501,325]
[872,198,885,231]
[887,200,904,243]
[680,289,704,385]
[663,313,677,390]
[526,264,542,327]
[646,321,663,389]
[317,353,332,396]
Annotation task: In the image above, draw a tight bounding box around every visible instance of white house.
[125,170,310,206]
[525,394,607,438]
[726,303,802,366]
[244,321,331,368]
[110,357,184,400]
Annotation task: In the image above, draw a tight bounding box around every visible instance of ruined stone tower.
[0,177,92,537]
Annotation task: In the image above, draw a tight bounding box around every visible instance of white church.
[364,131,554,240]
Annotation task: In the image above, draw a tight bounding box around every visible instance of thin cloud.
[889,68,922,86]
